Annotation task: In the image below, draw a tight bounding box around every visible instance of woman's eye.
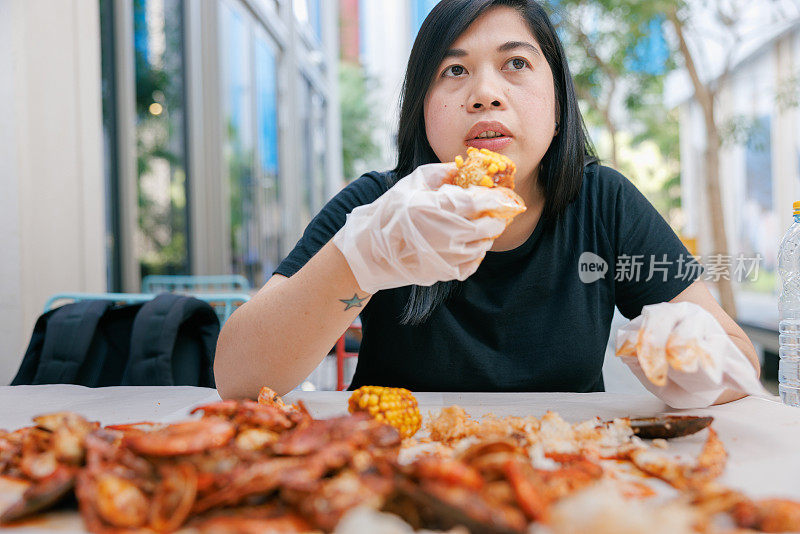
[443,65,466,77]
[503,58,529,71]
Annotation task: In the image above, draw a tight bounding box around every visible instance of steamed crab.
[0,412,98,523]
[69,399,400,532]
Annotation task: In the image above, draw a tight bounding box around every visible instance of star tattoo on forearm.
[339,293,368,311]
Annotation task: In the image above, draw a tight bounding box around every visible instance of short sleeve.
[602,167,703,319]
[274,172,390,278]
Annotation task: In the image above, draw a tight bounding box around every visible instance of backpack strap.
[11,308,56,385]
[74,302,143,387]
[27,300,114,385]
[122,294,220,386]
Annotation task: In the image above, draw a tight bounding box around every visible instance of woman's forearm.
[214,241,371,399]
[713,333,761,406]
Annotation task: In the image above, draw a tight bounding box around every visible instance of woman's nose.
[467,86,505,111]
[470,99,502,110]
[467,76,506,111]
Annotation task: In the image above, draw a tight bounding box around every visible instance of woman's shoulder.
[581,161,631,194]
[332,170,394,210]
[352,169,394,191]
[577,161,642,212]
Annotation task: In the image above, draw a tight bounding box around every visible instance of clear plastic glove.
[332,163,512,294]
[616,302,768,409]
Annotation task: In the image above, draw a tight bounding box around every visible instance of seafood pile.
[399,407,800,533]
[0,390,798,533]
[0,390,400,532]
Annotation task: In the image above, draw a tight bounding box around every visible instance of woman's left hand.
[616,301,768,409]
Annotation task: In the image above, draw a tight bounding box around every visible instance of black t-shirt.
[275,163,702,392]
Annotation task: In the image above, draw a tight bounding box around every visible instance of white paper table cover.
[0,386,797,532]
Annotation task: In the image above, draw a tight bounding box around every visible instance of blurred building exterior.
[0,0,342,383]
[672,17,800,348]
[343,0,438,175]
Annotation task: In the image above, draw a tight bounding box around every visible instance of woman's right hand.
[332,163,509,293]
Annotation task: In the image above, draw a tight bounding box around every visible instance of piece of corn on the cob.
[348,386,422,438]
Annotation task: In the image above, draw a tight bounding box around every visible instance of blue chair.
[141,275,251,294]
[44,292,250,326]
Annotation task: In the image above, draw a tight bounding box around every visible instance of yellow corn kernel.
[347,386,421,438]
[479,176,494,188]
[455,155,464,168]
[486,163,498,175]
[479,148,491,155]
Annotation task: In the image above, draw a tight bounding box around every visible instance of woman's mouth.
[465,122,513,151]
[466,133,512,151]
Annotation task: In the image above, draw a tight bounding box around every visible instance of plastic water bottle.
[778,201,800,406]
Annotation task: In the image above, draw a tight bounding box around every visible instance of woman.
[215,0,759,402]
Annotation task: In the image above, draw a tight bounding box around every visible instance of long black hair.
[394,0,596,325]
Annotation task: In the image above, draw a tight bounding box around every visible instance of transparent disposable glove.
[332,163,514,294]
[616,302,768,409]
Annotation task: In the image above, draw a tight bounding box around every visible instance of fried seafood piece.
[732,498,800,532]
[500,452,604,524]
[191,399,312,452]
[272,413,401,456]
[394,438,605,533]
[446,147,526,222]
[413,456,485,491]
[192,414,400,518]
[257,386,286,409]
[426,406,545,446]
[194,513,312,534]
[452,147,516,189]
[32,412,99,465]
[190,456,306,514]
[123,419,236,457]
[628,428,727,491]
[0,412,98,480]
[418,480,528,533]
[293,470,393,531]
[189,501,312,534]
[0,465,76,524]
[0,412,98,524]
[257,386,313,421]
[75,429,159,532]
[191,399,303,431]
[390,455,527,534]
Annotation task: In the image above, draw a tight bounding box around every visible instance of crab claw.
[0,465,75,524]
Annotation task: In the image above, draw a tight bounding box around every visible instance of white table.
[0,386,798,531]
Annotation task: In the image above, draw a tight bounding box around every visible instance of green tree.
[554,1,674,170]
[339,61,380,181]
[558,0,800,318]
[662,0,800,317]
[627,75,682,218]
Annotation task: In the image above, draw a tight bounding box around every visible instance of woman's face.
[424,6,558,189]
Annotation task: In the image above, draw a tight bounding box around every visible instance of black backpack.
[11,294,219,387]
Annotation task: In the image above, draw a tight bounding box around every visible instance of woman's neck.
[490,172,545,252]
